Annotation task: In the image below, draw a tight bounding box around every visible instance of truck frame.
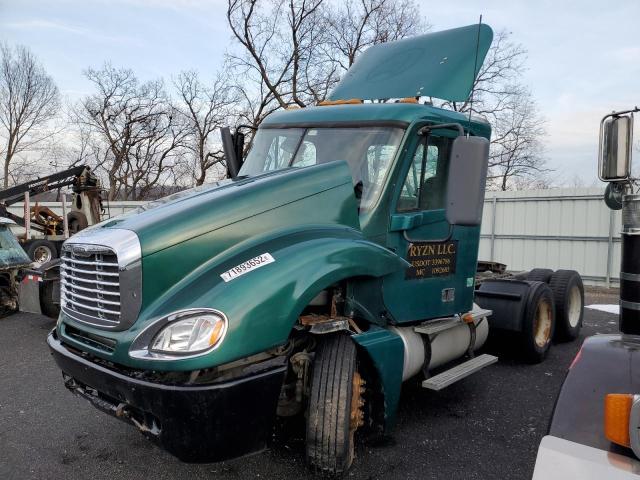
[47,25,584,474]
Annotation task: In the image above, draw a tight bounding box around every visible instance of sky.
[0,0,639,186]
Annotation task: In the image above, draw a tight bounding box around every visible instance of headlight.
[150,311,227,354]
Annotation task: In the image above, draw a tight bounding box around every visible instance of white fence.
[9,188,619,287]
[479,188,619,287]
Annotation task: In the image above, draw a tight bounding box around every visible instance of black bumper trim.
[47,331,286,463]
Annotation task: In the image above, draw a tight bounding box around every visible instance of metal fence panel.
[481,188,620,286]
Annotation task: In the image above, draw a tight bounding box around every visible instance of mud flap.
[18,272,42,315]
[352,326,404,431]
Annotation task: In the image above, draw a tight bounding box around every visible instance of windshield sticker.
[220,253,275,282]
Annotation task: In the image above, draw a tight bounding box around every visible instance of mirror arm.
[221,127,240,178]
[418,122,465,137]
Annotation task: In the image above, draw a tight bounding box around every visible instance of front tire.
[306,333,363,475]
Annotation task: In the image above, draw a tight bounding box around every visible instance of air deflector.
[329,24,493,103]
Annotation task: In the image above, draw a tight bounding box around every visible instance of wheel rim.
[33,245,52,264]
[533,299,553,348]
[567,285,582,328]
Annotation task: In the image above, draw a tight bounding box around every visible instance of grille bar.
[61,271,119,287]
[62,288,121,306]
[61,264,120,277]
[64,258,119,267]
[60,279,120,296]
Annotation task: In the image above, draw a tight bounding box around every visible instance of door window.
[397,136,451,212]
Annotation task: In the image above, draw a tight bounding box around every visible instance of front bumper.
[47,331,286,463]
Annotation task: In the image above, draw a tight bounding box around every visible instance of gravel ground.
[0,291,620,480]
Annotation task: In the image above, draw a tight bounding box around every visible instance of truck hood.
[98,161,359,257]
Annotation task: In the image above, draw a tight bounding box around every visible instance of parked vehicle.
[0,218,33,316]
[0,166,103,318]
[47,24,584,474]
[533,107,640,479]
[0,165,103,264]
[0,166,104,318]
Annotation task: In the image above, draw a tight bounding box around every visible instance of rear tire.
[24,240,58,265]
[549,270,584,342]
[306,333,362,475]
[526,268,554,283]
[521,281,555,363]
[39,278,60,319]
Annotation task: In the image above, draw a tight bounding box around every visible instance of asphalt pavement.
[0,291,620,480]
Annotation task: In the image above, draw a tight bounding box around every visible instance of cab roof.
[260,102,492,139]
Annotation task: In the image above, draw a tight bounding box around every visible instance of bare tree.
[124,106,189,200]
[0,43,60,188]
[227,0,425,127]
[323,0,426,70]
[438,30,548,189]
[487,91,548,190]
[175,70,237,185]
[73,64,187,200]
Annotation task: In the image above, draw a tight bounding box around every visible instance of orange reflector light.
[605,394,633,447]
[317,98,363,106]
[208,320,225,347]
[462,313,474,324]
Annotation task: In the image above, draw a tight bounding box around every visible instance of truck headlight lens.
[150,312,227,354]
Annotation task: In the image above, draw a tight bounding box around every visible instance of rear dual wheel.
[306,333,364,475]
[526,269,584,342]
[549,270,584,342]
[521,281,555,363]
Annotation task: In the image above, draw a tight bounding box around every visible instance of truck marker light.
[604,394,634,448]
[209,320,224,346]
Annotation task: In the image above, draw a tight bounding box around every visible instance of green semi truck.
[47,24,584,474]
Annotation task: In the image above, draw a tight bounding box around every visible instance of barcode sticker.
[220,253,275,282]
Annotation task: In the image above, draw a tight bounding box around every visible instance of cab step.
[414,316,462,335]
[421,354,498,391]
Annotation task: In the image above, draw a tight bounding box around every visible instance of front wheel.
[306,333,364,475]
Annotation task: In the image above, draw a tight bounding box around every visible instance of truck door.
[383,132,479,323]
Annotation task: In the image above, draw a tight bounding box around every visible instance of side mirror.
[221,127,243,178]
[599,114,634,181]
[445,136,489,226]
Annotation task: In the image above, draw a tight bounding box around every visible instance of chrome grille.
[61,247,121,325]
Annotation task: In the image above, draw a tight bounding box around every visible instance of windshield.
[239,126,405,209]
